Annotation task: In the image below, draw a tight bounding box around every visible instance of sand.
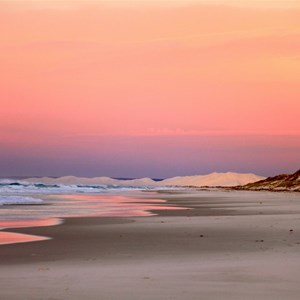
[1,190,300,299]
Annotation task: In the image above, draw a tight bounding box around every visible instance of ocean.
[0,177,185,245]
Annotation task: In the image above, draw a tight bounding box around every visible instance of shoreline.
[1,190,300,299]
[1,188,298,247]
[164,186,300,193]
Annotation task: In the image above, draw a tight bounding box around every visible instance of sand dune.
[26,172,264,187]
[161,172,264,187]
[25,176,156,186]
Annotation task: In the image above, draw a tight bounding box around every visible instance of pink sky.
[0,1,299,177]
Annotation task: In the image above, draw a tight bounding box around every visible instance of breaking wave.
[0,179,168,195]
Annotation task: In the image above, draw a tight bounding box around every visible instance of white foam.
[0,196,44,206]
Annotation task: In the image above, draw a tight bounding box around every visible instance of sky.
[0,0,299,178]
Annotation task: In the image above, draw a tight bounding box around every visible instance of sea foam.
[0,196,44,206]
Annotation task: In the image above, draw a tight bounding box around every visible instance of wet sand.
[1,190,300,299]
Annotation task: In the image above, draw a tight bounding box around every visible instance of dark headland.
[235,169,300,192]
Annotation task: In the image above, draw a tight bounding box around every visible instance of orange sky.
[0,1,299,177]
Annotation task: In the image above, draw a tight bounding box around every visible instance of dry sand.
[1,190,300,300]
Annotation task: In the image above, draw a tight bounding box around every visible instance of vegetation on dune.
[239,169,300,192]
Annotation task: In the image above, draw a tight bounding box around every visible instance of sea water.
[0,178,186,245]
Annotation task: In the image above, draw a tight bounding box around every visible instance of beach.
[1,190,300,299]
[2,0,300,299]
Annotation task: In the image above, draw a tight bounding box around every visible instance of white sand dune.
[26,172,264,187]
[161,172,265,187]
[25,176,157,187]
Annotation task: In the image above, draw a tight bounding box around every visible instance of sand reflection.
[0,194,188,245]
[0,232,49,245]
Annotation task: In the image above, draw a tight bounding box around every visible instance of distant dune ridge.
[25,176,156,187]
[240,169,300,192]
[25,170,300,191]
[160,172,264,187]
[26,172,264,188]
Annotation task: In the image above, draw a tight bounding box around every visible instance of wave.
[0,179,168,195]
